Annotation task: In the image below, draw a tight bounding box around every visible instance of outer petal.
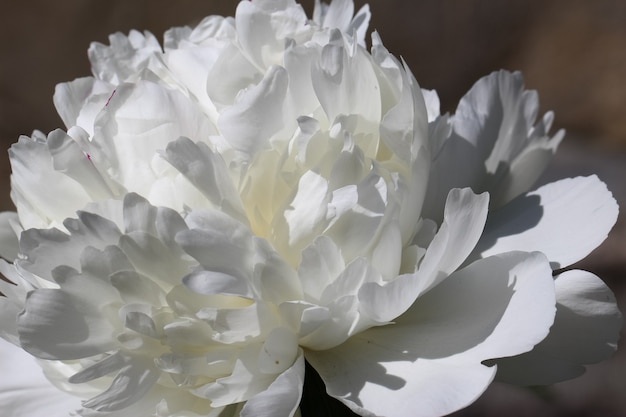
[18,212,123,283]
[54,77,114,134]
[495,269,622,385]
[88,30,162,84]
[9,134,94,229]
[0,261,33,344]
[423,70,562,220]
[475,175,619,268]
[18,264,120,360]
[307,251,555,417]
[0,337,82,417]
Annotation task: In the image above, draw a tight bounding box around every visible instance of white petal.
[0,338,82,417]
[369,221,402,281]
[197,302,265,344]
[110,270,166,306]
[254,237,303,303]
[47,129,114,200]
[420,188,489,283]
[422,131,487,223]
[93,80,216,194]
[258,327,299,374]
[88,30,162,84]
[80,385,220,417]
[18,214,123,283]
[9,135,94,229]
[218,65,289,162]
[377,45,428,163]
[349,5,371,46]
[358,188,489,323]
[475,175,618,268]
[18,267,119,360]
[308,251,556,417]
[308,341,495,417]
[70,352,127,384]
[0,261,33,344]
[176,211,255,286]
[299,295,360,350]
[82,361,160,412]
[311,32,381,127]
[495,269,621,385]
[278,301,330,338]
[164,14,235,50]
[241,349,304,417]
[281,170,330,250]
[183,270,252,298]
[0,211,20,261]
[163,137,246,222]
[118,231,189,287]
[298,236,345,302]
[0,298,21,344]
[194,344,277,406]
[548,270,621,362]
[78,245,133,281]
[396,147,430,245]
[323,171,388,264]
[317,0,354,32]
[235,0,308,69]
[53,77,113,134]
[424,70,562,218]
[206,42,262,107]
[284,43,323,116]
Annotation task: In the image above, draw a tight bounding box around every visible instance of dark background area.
[1,1,625,415]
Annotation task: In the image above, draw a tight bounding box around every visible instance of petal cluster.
[0,1,621,417]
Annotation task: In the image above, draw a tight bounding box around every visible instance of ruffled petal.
[54,77,114,134]
[495,269,621,385]
[92,80,216,196]
[218,65,289,162]
[313,0,371,46]
[162,137,247,222]
[423,70,562,220]
[17,212,123,283]
[241,350,304,417]
[0,338,82,417]
[307,251,555,417]
[18,284,119,360]
[475,175,618,268]
[358,187,489,323]
[9,134,95,229]
[89,30,162,84]
[0,211,20,261]
[82,361,160,412]
[311,30,381,128]
[235,0,309,69]
[47,129,116,201]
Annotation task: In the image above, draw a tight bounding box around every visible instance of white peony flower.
[0,0,620,416]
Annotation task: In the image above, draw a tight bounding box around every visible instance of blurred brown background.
[1,1,625,416]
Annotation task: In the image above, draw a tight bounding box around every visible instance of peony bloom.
[0,0,620,416]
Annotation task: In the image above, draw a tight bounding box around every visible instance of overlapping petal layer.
[0,0,620,416]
